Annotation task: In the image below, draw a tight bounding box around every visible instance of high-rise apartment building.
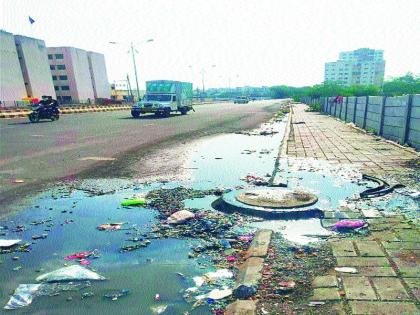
[324,48,385,86]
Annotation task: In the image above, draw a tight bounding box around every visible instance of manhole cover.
[236,189,318,209]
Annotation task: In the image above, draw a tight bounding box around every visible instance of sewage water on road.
[1,115,416,314]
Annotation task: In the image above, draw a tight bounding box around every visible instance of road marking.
[78,157,116,161]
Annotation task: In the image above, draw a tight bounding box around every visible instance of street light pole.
[130,42,141,101]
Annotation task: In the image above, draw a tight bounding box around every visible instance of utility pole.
[130,42,141,101]
[200,69,205,94]
[126,74,133,102]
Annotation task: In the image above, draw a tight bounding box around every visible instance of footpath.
[228,103,419,314]
[288,104,419,314]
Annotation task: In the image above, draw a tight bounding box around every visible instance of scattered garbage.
[120,240,151,252]
[334,267,358,274]
[64,250,99,266]
[97,223,124,231]
[36,265,106,282]
[234,284,257,299]
[121,198,146,207]
[241,174,269,186]
[204,269,234,282]
[151,304,168,314]
[32,234,48,240]
[0,239,21,248]
[103,289,129,301]
[332,220,366,232]
[205,288,232,300]
[360,174,404,198]
[167,210,195,224]
[277,280,296,292]
[4,284,42,310]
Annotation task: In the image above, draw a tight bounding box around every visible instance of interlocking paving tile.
[395,229,420,243]
[403,278,420,301]
[361,209,382,218]
[312,275,338,288]
[355,241,385,257]
[371,277,410,301]
[331,241,357,257]
[342,276,377,300]
[311,287,341,301]
[349,301,419,315]
[343,267,397,277]
[336,257,390,267]
[381,241,420,250]
[368,231,400,242]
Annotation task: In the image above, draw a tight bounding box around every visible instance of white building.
[324,48,385,86]
[48,47,95,104]
[14,35,56,99]
[87,51,110,99]
[0,30,28,105]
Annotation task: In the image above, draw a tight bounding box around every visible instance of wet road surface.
[0,100,285,216]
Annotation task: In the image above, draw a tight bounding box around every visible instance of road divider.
[0,105,132,119]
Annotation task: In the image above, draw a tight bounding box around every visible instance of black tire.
[131,111,140,118]
[29,113,39,123]
[163,109,171,118]
[180,108,188,115]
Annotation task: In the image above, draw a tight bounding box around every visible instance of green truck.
[131,80,193,118]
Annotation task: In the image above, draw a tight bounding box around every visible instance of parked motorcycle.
[28,97,60,123]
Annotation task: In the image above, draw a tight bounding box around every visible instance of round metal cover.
[235,189,318,209]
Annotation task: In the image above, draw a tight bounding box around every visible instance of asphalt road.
[0,100,285,215]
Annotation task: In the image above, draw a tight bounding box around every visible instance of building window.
[57,64,66,70]
[59,75,68,80]
[62,96,72,102]
[55,54,64,59]
[52,75,57,80]
[50,65,55,70]
[61,86,70,90]
[54,86,59,91]
[48,54,53,60]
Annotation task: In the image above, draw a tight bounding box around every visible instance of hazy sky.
[1,0,419,89]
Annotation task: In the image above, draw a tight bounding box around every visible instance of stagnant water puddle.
[1,115,418,314]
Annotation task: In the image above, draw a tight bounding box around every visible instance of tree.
[382,73,420,96]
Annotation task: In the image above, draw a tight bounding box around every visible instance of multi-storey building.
[324,48,385,86]
[14,35,56,99]
[47,47,95,104]
[87,51,110,99]
[0,30,27,105]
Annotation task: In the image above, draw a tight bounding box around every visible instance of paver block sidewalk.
[349,301,419,315]
[286,104,418,175]
[371,277,410,301]
[342,276,377,300]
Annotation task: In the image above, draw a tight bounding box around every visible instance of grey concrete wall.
[310,94,420,150]
[87,52,110,99]
[407,95,420,149]
[14,35,56,99]
[382,95,408,143]
[364,96,382,133]
[355,96,367,128]
[0,30,27,104]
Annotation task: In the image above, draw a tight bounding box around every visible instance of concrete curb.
[226,229,273,314]
[0,105,131,119]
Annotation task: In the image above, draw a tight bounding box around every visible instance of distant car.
[234,96,249,104]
